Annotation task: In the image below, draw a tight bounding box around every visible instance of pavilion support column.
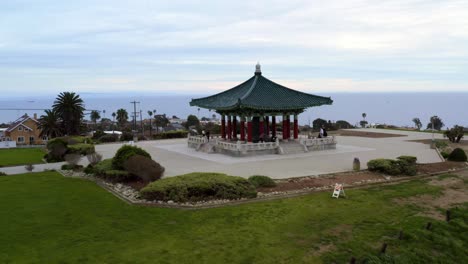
[271,116,276,137]
[282,115,287,140]
[240,116,245,141]
[232,116,237,139]
[247,117,252,142]
[259,116,264,140]
[286,115,291,139]
[294,114,298,139]
[227,115,232,140]
[221,115,226,139]
[265,116,269,137]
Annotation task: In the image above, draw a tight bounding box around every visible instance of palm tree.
[52,92,85,135]
[38,109,63,138]
[90,110,101,130]
[112,112,116,132]
[116,109,128,129]
[148,110,154,137]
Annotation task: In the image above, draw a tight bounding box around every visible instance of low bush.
[67,143,95,155]
[99,134,119,143]
[397,156,417,165]
[94,159,113,175]
[367,157,417,176]
[153,130,188,140]
[124,155,164,182]
[112,145,151,170]
[102,170,132,182]
[83,165,94,174]
[248,175,276,188]
[435,140,448,150]
[140,172,257,202]
[0,172,7,176]
[448,148,467,162]
[441,151,449,159]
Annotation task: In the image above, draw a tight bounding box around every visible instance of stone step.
[280,143,306,154]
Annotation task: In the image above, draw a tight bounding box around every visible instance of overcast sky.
[1,0,468,96]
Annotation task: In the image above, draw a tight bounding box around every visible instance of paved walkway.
[1,129,446,179]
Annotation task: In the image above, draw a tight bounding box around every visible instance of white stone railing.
[299,136,336,146]
[215,138,279,152]
[187,135,207,145]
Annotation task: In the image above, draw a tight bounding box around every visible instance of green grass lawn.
[0,148,46,167]
[0,172,467,263]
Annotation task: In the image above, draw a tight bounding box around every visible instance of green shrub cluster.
[153,130,188,140]
[140,172,257,202]
[93,159,113,175]
[0,172,7,176]
[45,137,95,162]
[367,156,417,176]
[123,155,165,182]
[67,143,95,155]
[248,175,276,188]
[93,159,133,182]
[112,145,151,170]
[448,148,467,162]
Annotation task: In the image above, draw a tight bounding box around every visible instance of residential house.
[2,114,47,145]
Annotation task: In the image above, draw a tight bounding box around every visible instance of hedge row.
[140,172,257,202]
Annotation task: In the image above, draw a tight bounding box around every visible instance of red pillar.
[221,115,226,139]
[240,118,245,141]
[294,114,298,139]
[227,116,232,140]
[247,117,253,142]
[232,116,237,139]
[259,116,264,140]
[286,115,290,139]
[282,115,287,140]
[265,116,269,137]
[272,116,276,137]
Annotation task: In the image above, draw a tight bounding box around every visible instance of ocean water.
[0,92,467,128]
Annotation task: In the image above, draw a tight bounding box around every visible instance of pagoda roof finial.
[255,62,261,75]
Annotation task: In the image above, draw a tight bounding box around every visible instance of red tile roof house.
[1,114,48,145]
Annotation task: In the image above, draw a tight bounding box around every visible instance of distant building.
[1,114,47,145]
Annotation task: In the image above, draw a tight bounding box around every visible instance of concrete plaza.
[96,129,443,179]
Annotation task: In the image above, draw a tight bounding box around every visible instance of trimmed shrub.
[46,138,68,162]
[102,170,132,182]
[397,156,417,165]
[248,175,276,188]
[67,143,95,155]
[435,140,448,149]
[64,153,81,166]
[368,157,417,176]
[123,155,164,182]
[0,172,7,176]
[94,159,113,175]
[441,151,449,159]
[99,134,118,143]
[120,132,134,141]
[140,172,257,202]
[83,165,94,174]
[448,148,467,162]
[112,145,151,170]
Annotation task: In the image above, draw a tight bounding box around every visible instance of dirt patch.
[336,130,406,138]
[311,243,336,256]
[258,171,385,193]
[416,162,467,174]
[395,175,468,220]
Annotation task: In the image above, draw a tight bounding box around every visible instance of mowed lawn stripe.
[0,171,466,263]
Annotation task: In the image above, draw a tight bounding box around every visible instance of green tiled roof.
[190,74,333,112]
